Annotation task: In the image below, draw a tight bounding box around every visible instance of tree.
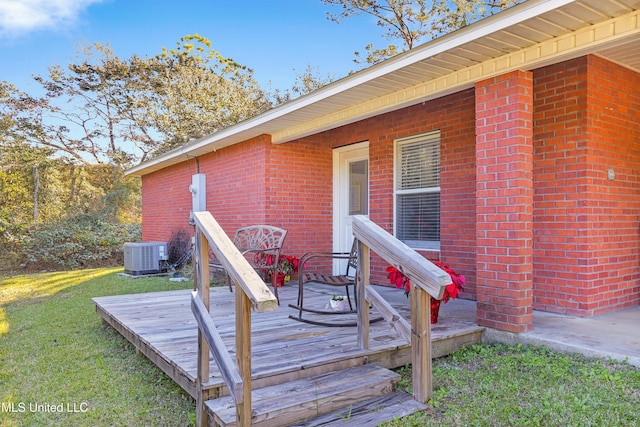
[1,77,142,270]
[321,0,522,64]
[291,65,336,95]
[0,83,56,227]
[134,34,274,152]
[1,35,274,166]
[0,35,275,270]
[2,48,144,167]
[272,64,337,104]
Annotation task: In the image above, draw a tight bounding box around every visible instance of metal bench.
[209,225,287,303]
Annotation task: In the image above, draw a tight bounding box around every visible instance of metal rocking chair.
[209,225,287,303]
[289,240,381,327]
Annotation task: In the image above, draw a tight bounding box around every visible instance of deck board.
[94,283,483,399]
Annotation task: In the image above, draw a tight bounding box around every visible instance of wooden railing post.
[351,215,449,405]
[410,284,432,403]
[356,239,370,350]
[195,228,210,427]
[190,212,278,427]
[235,282,252,426]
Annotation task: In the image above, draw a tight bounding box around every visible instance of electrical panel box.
[189,173,206,224]
[124,242,168,276]
[190,173,206,212]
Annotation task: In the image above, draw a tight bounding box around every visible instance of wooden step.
[205,364,399,427]
[290,391,428,426]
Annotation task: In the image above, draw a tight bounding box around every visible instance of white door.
[332,142,369,274]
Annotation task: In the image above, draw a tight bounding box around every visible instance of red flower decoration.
[255,253,300,286]
[386,262,465,303]
[386,265,410,293]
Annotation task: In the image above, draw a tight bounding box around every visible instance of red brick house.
[127,0,640,333]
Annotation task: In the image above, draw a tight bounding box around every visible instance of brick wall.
[140,54,638,322]
[141,135,271,244]
[141,161,193,242]
[476,70,534,332]
[265,134,334,262]
[141,92,478,293]
[439,90,478,297]
[200,135,270,228]
[317,89,478,290]
[585,56,640,313]
[533,56,640,315]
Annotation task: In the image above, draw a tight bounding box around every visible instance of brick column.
[475,70,534,333]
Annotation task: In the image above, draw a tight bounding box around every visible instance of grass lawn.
[386,344,640,426]
[1,268,639,426]
[0,268,195,426]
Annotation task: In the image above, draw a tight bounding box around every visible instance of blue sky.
[0,0,376,93]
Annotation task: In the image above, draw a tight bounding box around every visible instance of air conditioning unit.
[124,242,169,276]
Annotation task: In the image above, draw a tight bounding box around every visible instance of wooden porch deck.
[93,282,483,402]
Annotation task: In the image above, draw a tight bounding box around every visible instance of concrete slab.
[440,298,640,367]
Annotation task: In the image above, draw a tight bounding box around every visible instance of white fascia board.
[266,0,576,117]
[332,0,576,84]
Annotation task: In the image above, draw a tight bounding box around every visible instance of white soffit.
[127,0,640,177]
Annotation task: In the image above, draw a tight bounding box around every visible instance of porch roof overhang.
[127,0,640,177]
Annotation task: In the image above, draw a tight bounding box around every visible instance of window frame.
[393,131,441,251]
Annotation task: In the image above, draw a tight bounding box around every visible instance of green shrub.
[167,228,192,266]
[20,213,141,270]
[0,218,24,268]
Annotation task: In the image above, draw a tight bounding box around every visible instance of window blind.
[395,133,440,248]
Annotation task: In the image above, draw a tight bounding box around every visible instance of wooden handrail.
[364,286,411,342]
[351,215,451,405]
[351,215,451,299]
[191,292,244,401]
[191,211,279,427]
[192,211,279,313]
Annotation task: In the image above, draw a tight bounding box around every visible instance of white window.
[394,132,440,250]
